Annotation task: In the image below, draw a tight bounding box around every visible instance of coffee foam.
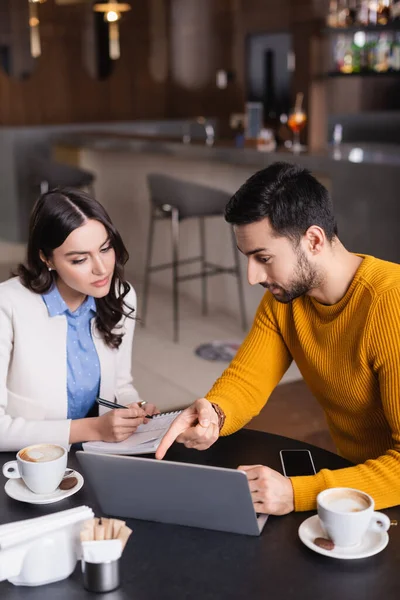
[323,490,370,513]
[19,444,65,463]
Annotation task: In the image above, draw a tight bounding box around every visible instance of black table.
[1,430,399,600]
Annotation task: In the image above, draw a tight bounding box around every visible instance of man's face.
[235,218,321,303]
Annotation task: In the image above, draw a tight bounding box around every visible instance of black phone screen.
[280,450,316,477]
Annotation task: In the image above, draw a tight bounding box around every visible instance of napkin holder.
[0,506,94,586]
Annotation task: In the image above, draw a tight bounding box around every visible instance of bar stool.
[142,174,248,342]
[30,156,96,196]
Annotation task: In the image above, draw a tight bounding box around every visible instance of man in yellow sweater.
[156,162,400,515]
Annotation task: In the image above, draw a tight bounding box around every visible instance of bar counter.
[51,132,400,320]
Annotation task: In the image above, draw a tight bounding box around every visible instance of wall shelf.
[327,70,400,77]
[324,23,400,34]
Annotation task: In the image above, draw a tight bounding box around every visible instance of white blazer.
[0,277,141,451]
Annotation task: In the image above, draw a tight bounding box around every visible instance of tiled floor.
[0,241,336,454]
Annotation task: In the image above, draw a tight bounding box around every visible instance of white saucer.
[4,471,84,505]
[298,514,389,560]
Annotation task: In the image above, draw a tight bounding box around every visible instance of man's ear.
[304,226,325,255]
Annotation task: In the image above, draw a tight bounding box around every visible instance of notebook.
[82,411,182,455]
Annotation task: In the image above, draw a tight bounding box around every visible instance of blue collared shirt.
[42,285,101,420]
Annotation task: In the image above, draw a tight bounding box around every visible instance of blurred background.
[2,0,400,452]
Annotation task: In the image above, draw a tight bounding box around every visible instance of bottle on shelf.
[377,0,392,25]
[341,36,354,72]
[351,35,362,71]
[347,0,358,24]
[337,0,354,26]
[375,32,391,70]
[367,34,378,69]
[234,119,245,148]
[333,123,343,146]
[334,34,347,70]
[392,0,400,20]
[276,113,292,148]
[369,0,379,25]
[245,102,264,140]
[391,32,400,69]
[357,0,371,25]
[337,0,348,26]
[327,0,339,27]
[287,93,307,154]
[359,37,369,70]
[358,32,371,70]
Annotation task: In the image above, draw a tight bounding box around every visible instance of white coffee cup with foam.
[2,444,67,495]
[317,487,390,547]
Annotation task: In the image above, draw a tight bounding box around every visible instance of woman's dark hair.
[225,162,338,243]
[16,188,133,349]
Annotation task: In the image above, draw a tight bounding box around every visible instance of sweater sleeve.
[291,288,400,512]
[0,296,71,451]
[206,293,292,435]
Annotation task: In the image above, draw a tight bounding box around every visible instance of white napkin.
[82,539,123,563]
[0,505,94,550]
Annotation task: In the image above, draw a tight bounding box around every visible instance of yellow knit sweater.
[206,255,400,512]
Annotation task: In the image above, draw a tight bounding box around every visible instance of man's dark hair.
[225,162,338,243]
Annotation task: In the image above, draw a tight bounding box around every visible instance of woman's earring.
[48,267,53,272]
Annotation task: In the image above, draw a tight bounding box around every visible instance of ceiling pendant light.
[93,2,131,60]
[28,0,47,58]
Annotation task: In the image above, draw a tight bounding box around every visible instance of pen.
[96,397,153,419]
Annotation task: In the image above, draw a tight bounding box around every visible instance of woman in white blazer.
[0,188,158,451]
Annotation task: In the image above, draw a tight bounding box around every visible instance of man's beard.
[261,249,321,304]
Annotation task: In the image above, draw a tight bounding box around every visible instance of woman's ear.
[39,250,54,270]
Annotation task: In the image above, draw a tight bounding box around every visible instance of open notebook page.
[82,411,182,455]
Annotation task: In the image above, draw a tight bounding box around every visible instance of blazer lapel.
[91,319,116,414]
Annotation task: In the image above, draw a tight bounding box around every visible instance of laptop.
[76,451,268,536]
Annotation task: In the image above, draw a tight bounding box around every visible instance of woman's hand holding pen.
[95,402,159,443]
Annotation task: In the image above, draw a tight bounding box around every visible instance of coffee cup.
[317,487,390,547]
[2,444,67,495]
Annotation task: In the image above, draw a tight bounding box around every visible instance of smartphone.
[280,449,316,477]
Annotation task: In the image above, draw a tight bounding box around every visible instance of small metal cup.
[82,559,120,593]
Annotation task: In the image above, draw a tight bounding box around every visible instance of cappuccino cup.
[2,444,67,495]
[317,487,390,547]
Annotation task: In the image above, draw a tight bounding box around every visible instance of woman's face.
[48,219,116,299]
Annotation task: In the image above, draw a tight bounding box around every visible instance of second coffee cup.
[317,487,390,547]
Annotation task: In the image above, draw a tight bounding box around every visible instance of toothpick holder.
[82,558,120,593]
